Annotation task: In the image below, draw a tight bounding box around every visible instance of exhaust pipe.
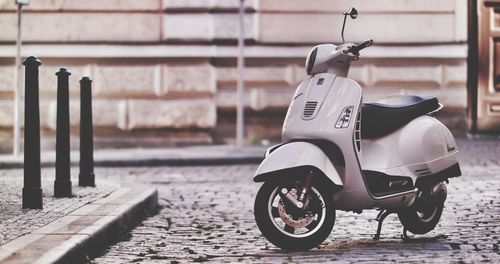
[412,182,447,210]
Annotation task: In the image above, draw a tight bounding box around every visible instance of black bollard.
[54,68,72,197]
[23,56,43,209]
[79,77,95,187]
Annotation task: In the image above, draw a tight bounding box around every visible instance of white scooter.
[253,8,461,251]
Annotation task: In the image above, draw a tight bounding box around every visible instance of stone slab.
[1,234,87,264]
[258,0,456,12]
[0,0,161,11]
[162,64,216,94]
[216,66,295,88]
[0,100,13,127]
[126,99,216,129]
[259,13,456,44]
[370,64,443,88]
[0,13,161,42]
[163,0,258,10]
[0,66,14,93]
[93,65,160,97]
[162,14,257,41]
[0,44,467,59]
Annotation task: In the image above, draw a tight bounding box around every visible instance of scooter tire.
[397,203,443,235]
[254,179,335,251]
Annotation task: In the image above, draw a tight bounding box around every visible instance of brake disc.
[277,189,314,228]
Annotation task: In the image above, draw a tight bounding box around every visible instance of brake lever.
[343,45,358,55]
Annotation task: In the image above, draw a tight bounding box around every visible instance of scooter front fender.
[253,142,343,186]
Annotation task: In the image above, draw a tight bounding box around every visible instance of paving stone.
[91,138,500,263]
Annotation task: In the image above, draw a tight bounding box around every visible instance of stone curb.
[90,157,264,167]
[0,157,263,169]
[0,186,158,264]
[0,146,266,169]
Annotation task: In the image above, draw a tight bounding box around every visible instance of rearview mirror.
[341,7,358,43]
[346,8,358,19]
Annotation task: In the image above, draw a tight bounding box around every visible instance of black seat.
[361,95,440,139]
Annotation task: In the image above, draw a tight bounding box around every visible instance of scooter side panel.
[282,74,333,132]
[282,75,377,210]
[361,116,459,182]
[253,141,343,186]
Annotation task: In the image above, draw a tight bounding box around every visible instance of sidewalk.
[0,169,157,264]
[0,145,267,168]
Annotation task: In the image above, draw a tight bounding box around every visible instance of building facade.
[468,0,500,133]
[0,0,467,150]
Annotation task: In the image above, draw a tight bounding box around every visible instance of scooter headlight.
[335,106,354,128]
[305,47,318,76]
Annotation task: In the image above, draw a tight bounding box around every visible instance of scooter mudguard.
[253,141,343,186]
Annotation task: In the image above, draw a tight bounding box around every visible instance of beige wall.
[0,0,468,149]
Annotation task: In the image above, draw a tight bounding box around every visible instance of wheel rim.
[267,185,327,238]
[417,205,438,223]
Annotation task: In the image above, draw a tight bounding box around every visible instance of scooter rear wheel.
[254,177,335,251]
[397,199,444,234]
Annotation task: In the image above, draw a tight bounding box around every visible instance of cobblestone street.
[92,138,500,263]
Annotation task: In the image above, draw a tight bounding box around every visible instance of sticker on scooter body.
[335,106,354,128]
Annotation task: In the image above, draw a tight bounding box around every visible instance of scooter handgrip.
[350,39,374,54]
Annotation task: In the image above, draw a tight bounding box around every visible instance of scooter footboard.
[253,142,343,187]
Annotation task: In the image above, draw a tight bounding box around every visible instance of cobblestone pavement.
[0,168,119,245]
[92,138,500,263]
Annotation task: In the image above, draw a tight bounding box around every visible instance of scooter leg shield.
[253,141,343,187]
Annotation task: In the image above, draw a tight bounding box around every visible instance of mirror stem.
[341,14,348,43]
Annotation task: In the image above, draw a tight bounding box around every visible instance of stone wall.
[0,0,468,150]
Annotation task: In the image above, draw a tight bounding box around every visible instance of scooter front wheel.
[254,177,335,251]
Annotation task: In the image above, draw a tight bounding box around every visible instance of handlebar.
[345,39,374,55]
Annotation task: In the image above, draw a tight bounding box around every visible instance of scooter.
[253,7,461,251]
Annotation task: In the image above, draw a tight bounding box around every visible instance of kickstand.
[401,227,410,241]
[373,209,393,240]
[400,227,448,242]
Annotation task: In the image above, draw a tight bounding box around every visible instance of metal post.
[467,0,478,132]
[13,3,24,157]
[79,77,95,187]
[22,56,42,209]
[54,68,72,197]
[236,0,245,148]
